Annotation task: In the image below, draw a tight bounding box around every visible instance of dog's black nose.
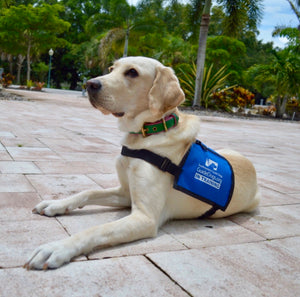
[86,79,102,92]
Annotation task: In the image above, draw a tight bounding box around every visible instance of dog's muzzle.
[86,79,102,108]
[86,78,125,117]
[86,79,102,94]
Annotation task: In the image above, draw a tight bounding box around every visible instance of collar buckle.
[130,113,179,137]
[162,117,168,132]
[141,126,149,137]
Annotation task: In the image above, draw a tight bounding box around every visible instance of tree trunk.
[16,54,25,85]
[123,27,130,57]
[275,95,288,118]
[7,54,13,75]
[193,0,212,107]
[26,41,31,82]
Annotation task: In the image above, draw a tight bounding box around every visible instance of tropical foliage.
[179,62,234,108]
[0,3,70,81]
[0,0,299,118]
[1,72,15,87]
[211,87,255,112]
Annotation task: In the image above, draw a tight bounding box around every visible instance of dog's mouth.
[112,112,125,118]
[88,97,125,118]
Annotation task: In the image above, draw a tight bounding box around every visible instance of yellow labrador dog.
[25,56,259,270]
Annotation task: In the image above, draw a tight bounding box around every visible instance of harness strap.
[197,205,218,219]
[121,146,182,177]
[121,146,218,219]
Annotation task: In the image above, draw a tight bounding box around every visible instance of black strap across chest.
[121,146,182,177]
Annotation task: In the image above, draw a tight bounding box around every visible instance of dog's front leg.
[24,210,157,270]
[33,187,131,217]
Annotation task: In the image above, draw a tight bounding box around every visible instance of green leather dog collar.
[130,113,179,137]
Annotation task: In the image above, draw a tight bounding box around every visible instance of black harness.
[121,141,234,219]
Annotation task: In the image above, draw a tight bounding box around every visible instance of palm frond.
[178,62,234,108]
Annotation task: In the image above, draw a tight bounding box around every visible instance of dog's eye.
[125,68,138,78]
[109,67,114,73]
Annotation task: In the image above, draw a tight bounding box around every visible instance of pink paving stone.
[6,147,61,161]
[0,131,15,138]
[0,161,41,174]
[30,128,68,138]
[147,242,300,297]
[0,192,41,221]
[57,151,117,163]
[88,173,119,188]
[230,204,300,239]
[271,236,300,258]
[35,161,100,174]
[37,137,88,153]
[258,185,299,206]
[0,219,69,268]
[161,218,263,249]
[0,174,35,192]
[38,136,120,154]
[259,175,300,194]
[0,257,190,297]
[89,160,119,174]
[26,174,102,200]
[0,151,12,161]
[0,137,45,147]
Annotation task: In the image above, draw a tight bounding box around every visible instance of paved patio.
[0,88,299,297]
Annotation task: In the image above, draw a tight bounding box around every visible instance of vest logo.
[205,158,218,171]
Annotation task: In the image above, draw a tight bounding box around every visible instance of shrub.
[212,87,255,112]
[1,73,15,88]
[262,105,276,116]
[26,80,33,90]
[286,97,300,112]
[33,82,45,91]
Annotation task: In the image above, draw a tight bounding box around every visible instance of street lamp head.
[49,48,54,56]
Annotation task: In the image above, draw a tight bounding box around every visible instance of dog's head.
[86,57,185,130]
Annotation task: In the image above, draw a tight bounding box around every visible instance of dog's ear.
[148,66,185,116]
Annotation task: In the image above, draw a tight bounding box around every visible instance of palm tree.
[193,0,263,107]
[286,0,300,23]
[272,0,299,47]
[193,0,212,108]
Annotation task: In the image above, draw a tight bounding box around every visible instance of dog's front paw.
[24,240,74,270]
[32,200,71,217]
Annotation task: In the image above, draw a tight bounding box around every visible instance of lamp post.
[47,48,54,88]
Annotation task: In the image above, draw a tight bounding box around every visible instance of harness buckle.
[160,157,171,172]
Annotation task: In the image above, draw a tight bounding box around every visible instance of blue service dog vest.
[174,141,234,212]
[121,141,234,217]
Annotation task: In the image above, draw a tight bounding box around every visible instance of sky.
[128,0,299,48]
[257,0,298,47]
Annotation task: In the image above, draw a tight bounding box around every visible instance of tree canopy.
[0,3,70,81]
[0,0,299,118]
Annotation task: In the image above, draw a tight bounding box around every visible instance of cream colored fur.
[25,56,259,270]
